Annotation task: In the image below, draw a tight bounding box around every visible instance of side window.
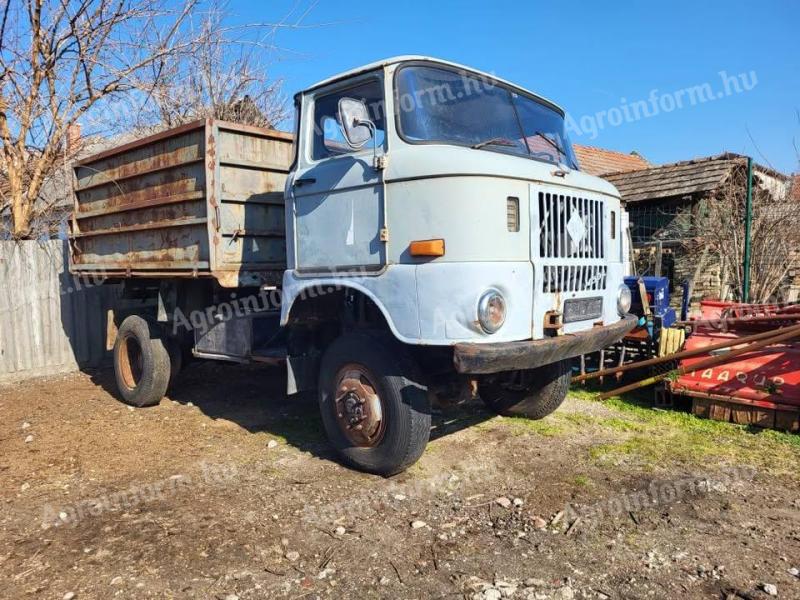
[312,79,386,161]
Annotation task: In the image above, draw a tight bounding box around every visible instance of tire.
[113,315,171,407]
[318,332,431,476]
[479,359,571,419]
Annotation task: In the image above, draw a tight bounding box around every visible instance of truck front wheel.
[479,360,571,419]
[113,315,172,407]
[318,332,431,476]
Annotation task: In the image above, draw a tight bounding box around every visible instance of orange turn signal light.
[409,238,445,257]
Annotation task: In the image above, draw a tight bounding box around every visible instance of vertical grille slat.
[595,200,601,259]
[537,190,607,294]
[580,198,586,259]
[550,194,556,257]
[561,195,567,258]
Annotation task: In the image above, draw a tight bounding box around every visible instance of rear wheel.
[113,315,171,407]
[479,360,571,419]
[318,332,431,476]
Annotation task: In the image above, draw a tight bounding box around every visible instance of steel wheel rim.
[118,335,144,390]
[333,364,386,447]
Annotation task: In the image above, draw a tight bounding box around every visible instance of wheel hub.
[334,365,385,447]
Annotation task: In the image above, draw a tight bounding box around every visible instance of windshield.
[395,65,577,168]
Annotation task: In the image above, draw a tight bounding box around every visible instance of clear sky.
[236,0,799,174]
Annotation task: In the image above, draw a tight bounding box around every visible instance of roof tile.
[604,155,746,203]
[573,144,650,176]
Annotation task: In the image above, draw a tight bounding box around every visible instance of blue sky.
[236,0,799,174]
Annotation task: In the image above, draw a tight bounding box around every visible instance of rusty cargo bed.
[69,119,293,288]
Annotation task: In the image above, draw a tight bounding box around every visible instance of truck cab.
[280,56,635,473]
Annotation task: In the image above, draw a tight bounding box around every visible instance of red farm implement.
[575,299,800,432]
[669,301,800,431]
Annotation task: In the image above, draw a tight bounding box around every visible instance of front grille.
[537,191,607,293]
[543,265,607,294]
[538,192,605,259]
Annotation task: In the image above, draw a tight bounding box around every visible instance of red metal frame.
[670,301,800,422]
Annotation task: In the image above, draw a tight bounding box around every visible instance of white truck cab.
[280,56,635,473]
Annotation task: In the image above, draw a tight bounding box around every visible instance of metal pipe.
[674,315,800,329]
[573,324,800,383]
[775,303,800,314]
[598,325,800,400]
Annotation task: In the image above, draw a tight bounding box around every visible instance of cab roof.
[301,55,565,115]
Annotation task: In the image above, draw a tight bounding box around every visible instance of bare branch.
[1,0,309,239]
[668,163,800,303]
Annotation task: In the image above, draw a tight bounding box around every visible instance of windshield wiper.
[532,131,577,169]
[471,137,518,150]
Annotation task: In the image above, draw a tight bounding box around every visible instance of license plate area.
[563,296,603,323]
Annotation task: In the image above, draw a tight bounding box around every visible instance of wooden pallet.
[691,397,800,432]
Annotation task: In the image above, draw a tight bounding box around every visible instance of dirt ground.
[1,362,799,600]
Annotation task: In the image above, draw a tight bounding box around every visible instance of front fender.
[281,262,535,346]
[280,267,421,342]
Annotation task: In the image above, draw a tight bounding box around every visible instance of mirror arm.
[356,119,384,171]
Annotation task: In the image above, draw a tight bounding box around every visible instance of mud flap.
[287,352,320,395]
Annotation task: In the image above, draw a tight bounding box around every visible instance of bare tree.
[0,0,206,239]
[140,1,290,129]
[674,165,800,304]
[0,0,313,239]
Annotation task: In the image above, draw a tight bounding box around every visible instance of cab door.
[290,73,387,272]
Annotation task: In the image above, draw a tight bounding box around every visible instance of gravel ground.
[1,362,799,599]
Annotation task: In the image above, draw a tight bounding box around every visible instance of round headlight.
[478,289,506,333]
[617,284,632,316]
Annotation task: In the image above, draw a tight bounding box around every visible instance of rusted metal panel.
[453,315,637,374]
[70,120,292,286]
[213,125,291,286]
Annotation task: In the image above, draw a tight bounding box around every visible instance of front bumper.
[453,315,637,374]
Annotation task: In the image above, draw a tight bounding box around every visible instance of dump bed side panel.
[70,120,293,286]
[211,123,292,287]
[71,122,210,274]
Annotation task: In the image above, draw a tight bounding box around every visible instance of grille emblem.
[566,212,586,244]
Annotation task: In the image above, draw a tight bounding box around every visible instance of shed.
[603,153,793,305]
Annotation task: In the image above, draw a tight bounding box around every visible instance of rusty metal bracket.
[544,310,563,335]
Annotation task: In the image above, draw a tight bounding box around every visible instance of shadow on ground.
[86,361,495,468]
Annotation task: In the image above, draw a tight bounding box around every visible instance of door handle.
[294,177,316,187]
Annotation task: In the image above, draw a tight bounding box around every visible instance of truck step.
[250,346,288,365]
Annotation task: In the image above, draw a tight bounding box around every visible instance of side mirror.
[338,97,373,149]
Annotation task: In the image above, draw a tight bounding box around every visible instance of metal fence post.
[742,157,753,303]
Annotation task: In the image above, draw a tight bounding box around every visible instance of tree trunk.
[6,167,31,239]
